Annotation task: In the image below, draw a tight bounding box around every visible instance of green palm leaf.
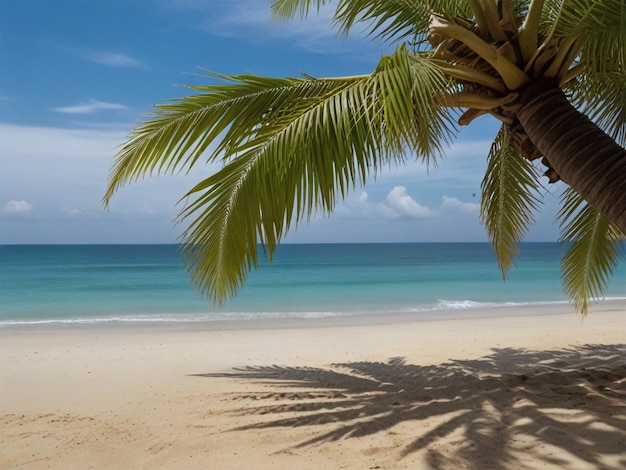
[107,46,456,303]
[480,125,542,277]
[568,72,626,146]
[558,187,624,315]
[271,0,328,19]
[549,0,626,73]
[333,0,473,42]
[105,0,625,313]
[272,0,473,42]
[103,72,318,202]
[553,0,625,144]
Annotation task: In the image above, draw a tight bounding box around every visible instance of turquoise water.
[0,243,624,326]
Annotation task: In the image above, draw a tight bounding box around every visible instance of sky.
[0,0,566,244]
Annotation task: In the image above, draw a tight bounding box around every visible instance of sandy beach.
[1,303,625,469]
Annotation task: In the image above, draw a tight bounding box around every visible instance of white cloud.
[171,0,387,56]
[383,186,433,218]
[0,124,126,204]
[0,122,559,244]
[335,188,482,222]
[440,195,480,213]
[216,2,336,41]
[63,208,82,216]
[342,187,432,220]
[0,123,221,243]
[88,51,144,68]
[54,99,127,114]
[59,44,145,68]
[5,200,33,213]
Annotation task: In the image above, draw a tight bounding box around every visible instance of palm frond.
[333,0,472,42]
[104,0,626,313]
[558,187,624,315]
[122,46,456,303]
[103,72,321,204]
[567,71,626,146]
[271,0,328,18]
[549,0,625,37]
[272,0,472,43]
[480,125,542,277]
[557,0,626,147]
[547,0,626,75]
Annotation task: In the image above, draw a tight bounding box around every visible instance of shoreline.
[2,303,625,469]
[1,298,624,333]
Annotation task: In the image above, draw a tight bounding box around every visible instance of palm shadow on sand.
[193,344,626,468]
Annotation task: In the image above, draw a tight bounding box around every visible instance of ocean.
[0,243,624,327]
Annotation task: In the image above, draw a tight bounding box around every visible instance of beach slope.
[1,304,625,469]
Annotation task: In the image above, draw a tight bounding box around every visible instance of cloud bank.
[4,200,33,213]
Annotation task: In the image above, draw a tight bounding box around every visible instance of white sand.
[1,303,625,469]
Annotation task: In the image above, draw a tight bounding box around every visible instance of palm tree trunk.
[515,81,626,234]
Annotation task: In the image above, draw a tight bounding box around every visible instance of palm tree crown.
[104,0,625,314]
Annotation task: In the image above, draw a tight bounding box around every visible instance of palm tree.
[104,0,625,314]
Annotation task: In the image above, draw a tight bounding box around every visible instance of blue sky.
[0,0,564,244]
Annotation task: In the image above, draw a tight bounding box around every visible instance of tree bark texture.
[516,83,626,234]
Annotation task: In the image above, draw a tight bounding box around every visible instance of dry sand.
[1,303,625,469]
